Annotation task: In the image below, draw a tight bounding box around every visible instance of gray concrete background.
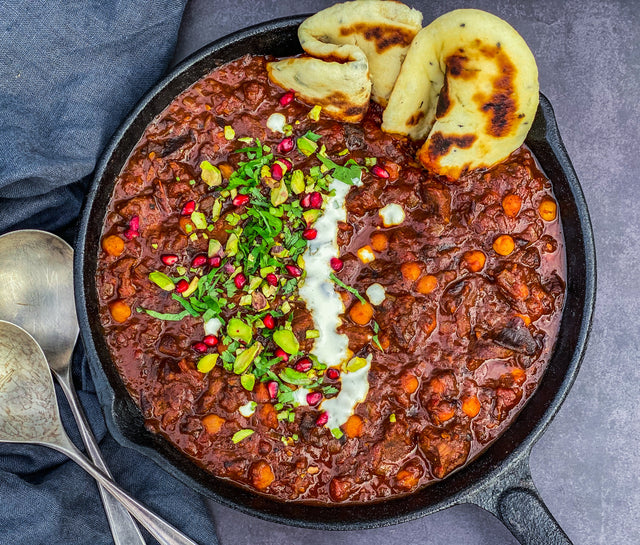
[173,1,640,543]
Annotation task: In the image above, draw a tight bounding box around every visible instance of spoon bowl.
[0,229,146,545]
[0,320,199,545]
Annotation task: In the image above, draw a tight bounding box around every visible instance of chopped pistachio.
[232,429,254,444]
[191,211,207,230]
[281,301,291,314]
[331,428,344,440]
[225,233,239,256]
[303,209,321,225]
[197,353,218,373]
[176,266,187,275]
[227,317,252,343]
[273,329,299,354]
[365,157,378,167]
[270,178,289,207]
[182,276,199,297]
[224,125,235,140]
[207,239,222,257]
[148,271,175,291]
[189,233,198,242]
[305,329,320,339]
[389,413,396,423]
[308,105,322,121]
[200,160,222,187]
[290,169,305,194]
[233,342,263,374]
[239,294,252,306]
[342,356,368,373]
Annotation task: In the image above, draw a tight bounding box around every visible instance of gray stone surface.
[173,1,640,543]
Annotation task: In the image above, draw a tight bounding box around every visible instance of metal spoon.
[0,320,199,545]
[0,229,145,545]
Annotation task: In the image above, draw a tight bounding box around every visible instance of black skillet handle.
[466,456,573,545]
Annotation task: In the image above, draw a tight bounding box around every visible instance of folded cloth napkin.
[0,2,220,544]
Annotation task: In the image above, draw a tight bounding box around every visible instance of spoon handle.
[51,439,200,545]
[55,367,147,545]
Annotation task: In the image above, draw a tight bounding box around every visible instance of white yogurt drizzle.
[298,172,371,429]
[320,355,372,430]
[299,177,353,368]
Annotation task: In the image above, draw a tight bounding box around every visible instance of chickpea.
[493,234,516,256]
[462,250,486,272]
[101,235,125,257]
[401,261,422,281]
[539,198,557,221]
[349,301,374,325]
[502,194,522,217]
[416,275,438,294]
[462,396,481,418]
[109,300,131,323]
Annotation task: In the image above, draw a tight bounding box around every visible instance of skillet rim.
[74,15,596,530]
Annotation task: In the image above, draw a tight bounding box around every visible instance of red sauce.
[96,56,565,503]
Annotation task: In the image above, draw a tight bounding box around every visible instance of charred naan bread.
[382,9,539,179]
[267,0,422,122]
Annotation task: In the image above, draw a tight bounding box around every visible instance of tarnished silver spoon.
[0,229,145,545]
[0,320,199,545]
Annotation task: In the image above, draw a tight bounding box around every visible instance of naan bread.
[382,9,539,179]
[267,0,422,122]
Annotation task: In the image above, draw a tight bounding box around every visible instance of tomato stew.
[96,56,565,503]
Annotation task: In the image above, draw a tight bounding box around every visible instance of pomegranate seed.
[285,265,302,277]
[279,90,295,107]
[263,314,275,330]
[316,412,329,426]
[271,163,283,181]
[224,263,235,274]
[301,193,311,208]
[302,228,317,240]
[274,348,289,362]
[161,254,178,266]
[280,158,293,171]
[267,380,279,399]
[233,194,250,207]
[265,273,278,286]
[234,273,247,289]
[192,254,207,267]
[192,342,208,353]
[208,256,221,268]
[123,229,139,240]
[129,216,139,231]
[175,279,189,293]
[294,357,312,373]
[277,137,294,153]
[372,165,390,179]
[330,258,343,272]
[181,200,195,215]
[203,335,219,347]
[309,192,323,209]
[326,368,340,380]
[306,391,323,406]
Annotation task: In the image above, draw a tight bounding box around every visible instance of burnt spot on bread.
[425,132,477,160]
[406,110,426,127]
[340,23,417,53]
[445,54,477,80]
[435,77,452,118]
[474,44,520,137]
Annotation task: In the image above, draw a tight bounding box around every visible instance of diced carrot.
[461,396,481,418]
[370,232,388,252]
[148,151,156,160]
[250,460,275,490]
[102,235,125,257]
[258,403,278,429]
[416,274,438,294]
[515,313,531,326]
[343,415,364,438]
[462,250,486,272]
[218,162,234,180]
[254,382,270,403]
[375,334,390,351]
[396,469,419,490]
[502,194,522,217]
[493,234,515,256]
[349,301,374,325]
[202,414,225,434]
[109,300,131,322]
[539,198,557,221]
[511,368,527,385]
[179,216,196,235]
[400,261,421,281]
[433,401,456,422]
[400,373,419,394]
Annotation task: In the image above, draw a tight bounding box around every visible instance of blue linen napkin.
[0,2,220,544]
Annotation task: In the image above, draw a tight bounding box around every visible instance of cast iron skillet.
[75,16,596,545]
